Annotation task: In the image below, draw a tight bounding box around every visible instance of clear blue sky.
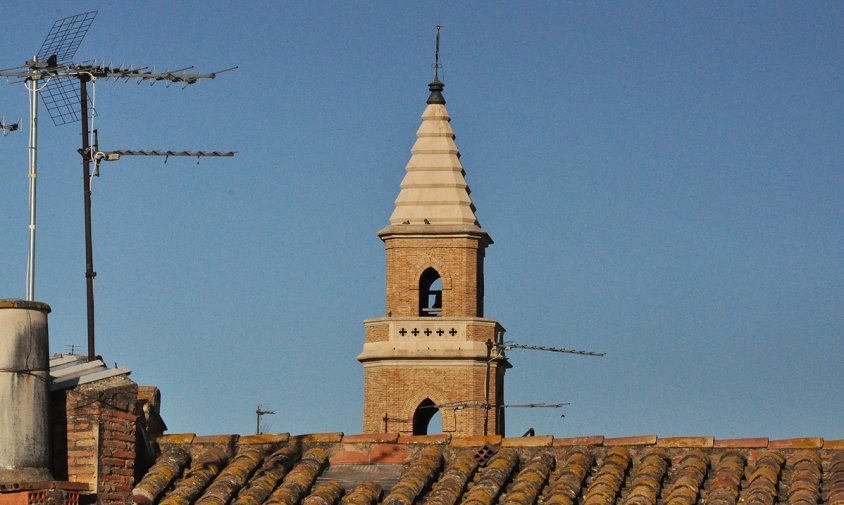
[1,2,841,439]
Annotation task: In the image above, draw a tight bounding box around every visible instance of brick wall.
[52,375,141,505]
[364,228,506,437]
[383,235,487,318]
[362,361,506,436]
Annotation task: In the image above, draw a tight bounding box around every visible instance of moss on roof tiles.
[384,447,443,505]
[160,448,229,505]
[132,447,191,505]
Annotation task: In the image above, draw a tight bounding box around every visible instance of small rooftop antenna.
[482,338,605,435]
[1,11,236,362]
[63,344,82,355]
[256,405,275,435]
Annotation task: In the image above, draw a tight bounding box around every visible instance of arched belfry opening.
[412,398,440,435]
[419,268,442,317]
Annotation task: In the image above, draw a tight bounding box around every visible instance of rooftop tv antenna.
[1,11,237,362]
[0,11,96,303]
[481,339,605,435]
[256,405,276,435]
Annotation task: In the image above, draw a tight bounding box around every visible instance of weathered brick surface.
[382,235,488,318]
[362,361,505,436]
[363,222,506,436]
[51,374,141,504]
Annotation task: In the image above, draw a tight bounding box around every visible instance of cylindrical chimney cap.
[0,299,51,312]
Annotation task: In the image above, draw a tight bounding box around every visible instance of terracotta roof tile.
[500,452,554,505]
[461,448,519,505]
[768,437,824,449]
[544,450,594,505]
[501,436,553,448]
[303,480,345,505]
[661,449,708,505]
[340,482,382,505]
[621,450,668,505]
[132,447,190,505]
[194,435,238,445]
[583,447,631,505]
[451,436,502,448]
[159,433,198,445]
[399,433,451,445]
[704,452,747,505]
[238,434,290,445]
[383,447,442,505]
[160,448,229,505]
[656,437,714,448]
[231,446,300,505]
[136,434,844,505]
[195,449,263,505]
[290,433,344,444]
[343,434,400,444]
[553,436,604,447]
[738,451,785,505]
[397,434,451,445]
[423,450,479,505]
[265,448,328,505]
[713,438,769,449]
[604,436,656,446]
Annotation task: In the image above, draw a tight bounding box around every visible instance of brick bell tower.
[358,42,510,436]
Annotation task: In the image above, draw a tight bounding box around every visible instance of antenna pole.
[25,69,39,301]
[80,75,96,362]
[484,339,492,435]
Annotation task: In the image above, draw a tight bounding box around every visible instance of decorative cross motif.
[399,328,407,336]
[411,328,420,336]
[436,328,444,336]
[449,328,457,336]
[424,328,432,336]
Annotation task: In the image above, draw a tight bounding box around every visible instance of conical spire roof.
[387,83,482,228]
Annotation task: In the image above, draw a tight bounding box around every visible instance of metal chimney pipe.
[0,299,52,483]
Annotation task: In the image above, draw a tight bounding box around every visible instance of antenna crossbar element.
[0,118,20,135]
[433,401,570,410]
[99,150,236,158]
[497,341,606,357]
[0,64,238,126]
[75,63,238,85]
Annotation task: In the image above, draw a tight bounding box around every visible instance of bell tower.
[359,34,510,436]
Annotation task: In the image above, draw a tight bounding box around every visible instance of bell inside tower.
[419,267,442,317]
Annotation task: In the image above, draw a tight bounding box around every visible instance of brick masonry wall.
[364,229,505,437]
[362,362,506,436]
[52,375,139,505]
[384,236,487,318]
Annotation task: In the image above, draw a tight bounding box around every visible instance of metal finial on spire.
[434,24,441,81]
[427,24,445,105]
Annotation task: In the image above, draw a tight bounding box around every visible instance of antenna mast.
[1,11,237,361]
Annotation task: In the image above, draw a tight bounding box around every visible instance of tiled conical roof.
[388,82,481,228]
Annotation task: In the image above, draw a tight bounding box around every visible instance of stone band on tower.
[359,44,510,436]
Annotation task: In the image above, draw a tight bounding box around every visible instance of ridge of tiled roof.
[134,433,844,505]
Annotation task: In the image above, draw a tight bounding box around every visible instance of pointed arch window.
[412,398,441,435]
[419,268,442,317]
